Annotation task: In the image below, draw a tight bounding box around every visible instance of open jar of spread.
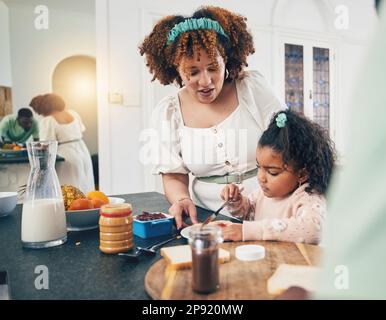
[99,203,133,254]
[189,226,223,294]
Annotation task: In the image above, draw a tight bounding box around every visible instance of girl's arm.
[242,199,325,244]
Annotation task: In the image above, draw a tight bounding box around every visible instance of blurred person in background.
[0,108,39,145]
[30,93,94,193]
[315,0,386,300]
[281,0,386,299]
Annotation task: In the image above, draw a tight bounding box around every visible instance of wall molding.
[271,0,335,34]
[95,0,112,193]
[140,8,169,192]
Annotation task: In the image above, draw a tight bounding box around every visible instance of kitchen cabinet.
[0,156,65,193]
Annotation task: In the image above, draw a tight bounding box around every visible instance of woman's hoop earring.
[225,69,229,79]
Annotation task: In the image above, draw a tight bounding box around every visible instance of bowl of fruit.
[0,143,27,157]
[62,185,122,231]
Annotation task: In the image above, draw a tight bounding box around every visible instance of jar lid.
[100,203,132,217]
[235,245,265,261]
[188,225,223,243]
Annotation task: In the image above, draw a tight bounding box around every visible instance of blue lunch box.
[133,212,174,238]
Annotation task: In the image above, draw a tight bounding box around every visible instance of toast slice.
[267,264,321,296]
[160,245,230,270]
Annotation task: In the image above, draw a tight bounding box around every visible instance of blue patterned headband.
[166,17,229,45]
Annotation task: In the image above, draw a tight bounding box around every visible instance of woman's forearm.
[162,173,190,204]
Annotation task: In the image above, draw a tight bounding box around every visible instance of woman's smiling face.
[178,49,226,104]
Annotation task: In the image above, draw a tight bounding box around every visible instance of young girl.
[217,110,335,244]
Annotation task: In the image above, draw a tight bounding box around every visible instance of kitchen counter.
[0,156,65,192]
[0,155,65,164]
[0,192,226,300]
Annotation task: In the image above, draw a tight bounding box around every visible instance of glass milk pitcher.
[21,141,67,248]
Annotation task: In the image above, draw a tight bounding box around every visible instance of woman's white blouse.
[38,110,95,194]
[149,70,286,211]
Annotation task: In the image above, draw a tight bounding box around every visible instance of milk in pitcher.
[22,198,67,243]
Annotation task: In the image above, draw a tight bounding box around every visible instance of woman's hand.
[212,220,243,241]
[221,183,243,203]
[168,198,198,229]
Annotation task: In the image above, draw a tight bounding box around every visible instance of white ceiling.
[3,0,95,15]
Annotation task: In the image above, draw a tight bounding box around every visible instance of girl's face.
[256,146,306,198]
[178,49,226,104]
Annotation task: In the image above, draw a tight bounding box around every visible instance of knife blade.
[200,186,244,229]
[200,202,228,229]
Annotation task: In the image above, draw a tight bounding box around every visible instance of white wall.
[52,55,98,155]
[0,1,12,87]
[6,0,95,109]
[96,0,378,195]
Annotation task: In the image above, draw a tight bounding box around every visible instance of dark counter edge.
[0,155,65,164]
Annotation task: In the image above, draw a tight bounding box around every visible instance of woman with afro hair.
[140,6,286,228]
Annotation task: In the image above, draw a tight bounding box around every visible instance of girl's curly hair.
[139,6,255,87]
[258,110,336,195]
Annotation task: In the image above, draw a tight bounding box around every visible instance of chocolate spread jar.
[99,203,133,254]
[189,226,223,294]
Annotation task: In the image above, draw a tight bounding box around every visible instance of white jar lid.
[235,245,265,261]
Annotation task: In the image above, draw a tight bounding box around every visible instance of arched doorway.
[52,55,99,187]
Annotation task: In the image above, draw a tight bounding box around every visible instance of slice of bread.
[267,264,321,296]
[160,245,230,270]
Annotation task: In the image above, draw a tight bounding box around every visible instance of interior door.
[283,41,333,136]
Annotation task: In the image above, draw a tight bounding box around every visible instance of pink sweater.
[228,184,326,244]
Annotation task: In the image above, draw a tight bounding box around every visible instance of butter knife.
[200,186,244,229]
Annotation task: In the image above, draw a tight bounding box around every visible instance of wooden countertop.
[145,241,321,300]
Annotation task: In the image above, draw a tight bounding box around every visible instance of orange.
[87,190,109,204]
[90,198,105,209]
[69,198,94,211]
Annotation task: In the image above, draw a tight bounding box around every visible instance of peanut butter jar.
[99,203,133,254]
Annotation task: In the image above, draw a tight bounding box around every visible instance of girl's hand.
[212,220,243,241]
[210,220,233,228]
[168,198,198,229]
[220,183,242,202]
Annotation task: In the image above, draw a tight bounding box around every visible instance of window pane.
[285,44,304,114]
[313,47,330,133]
